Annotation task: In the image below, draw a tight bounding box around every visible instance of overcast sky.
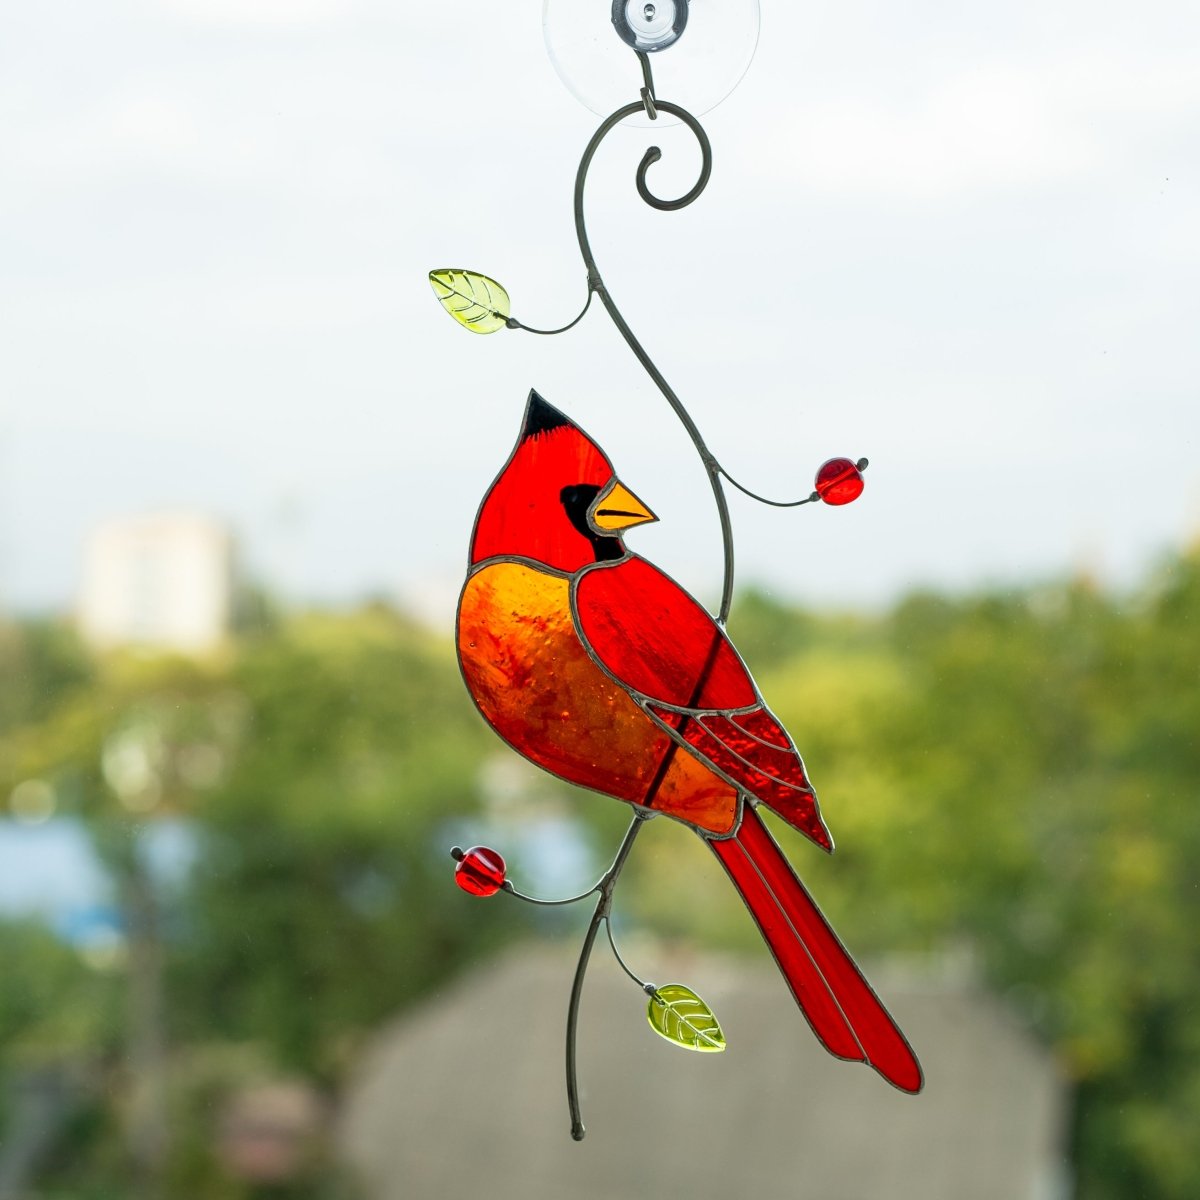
[1,0,1197,621]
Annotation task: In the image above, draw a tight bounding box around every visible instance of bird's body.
[459,558,742,833]
[457,391,923,1094]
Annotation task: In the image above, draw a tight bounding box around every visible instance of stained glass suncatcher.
[457,393,921,1093]
[432,1,921,1139]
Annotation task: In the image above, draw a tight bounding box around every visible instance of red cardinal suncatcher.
[457,391,923,1093]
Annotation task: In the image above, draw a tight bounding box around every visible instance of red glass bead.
[815,458,865,506]
[454,846,506,896]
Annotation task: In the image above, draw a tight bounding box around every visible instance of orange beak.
[589,480,658,534]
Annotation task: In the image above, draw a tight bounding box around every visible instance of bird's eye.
[559,484,618,550]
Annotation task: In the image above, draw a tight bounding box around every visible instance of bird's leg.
[564,810,650,1141]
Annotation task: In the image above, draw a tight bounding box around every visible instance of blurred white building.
[78,513,233,654]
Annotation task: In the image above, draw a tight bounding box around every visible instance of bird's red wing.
[650,708,832,852]
[574,557,831,851]
[573,555,757,710]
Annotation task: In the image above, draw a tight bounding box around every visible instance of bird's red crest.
[470,392,614,572]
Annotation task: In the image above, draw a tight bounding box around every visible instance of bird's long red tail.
[708,805,923,1093]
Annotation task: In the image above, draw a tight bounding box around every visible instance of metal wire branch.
[720,469,820,508]
[453,809,655,1142]
[559,89,731,1139]
[565,810,650,1140]
[604,916,655,993]
[455,60,851,1140]
[506,286,595,336]
[500,878,603,907]
[505,90,835,560]
[572,98,735,621]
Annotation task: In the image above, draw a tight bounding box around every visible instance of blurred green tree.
[0,605,520,1198]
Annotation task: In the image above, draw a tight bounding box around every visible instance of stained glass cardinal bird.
[457,391,923,1093]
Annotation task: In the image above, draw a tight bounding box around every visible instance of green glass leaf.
[646,984,726,1053]
[428,269,511,334]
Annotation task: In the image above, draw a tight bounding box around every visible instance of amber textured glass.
[458,561,739,834]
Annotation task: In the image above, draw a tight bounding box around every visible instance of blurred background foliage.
[1,549,1198,1198]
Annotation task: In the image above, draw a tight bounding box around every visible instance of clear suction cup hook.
[612,0,688,53]
[544,0,760,123]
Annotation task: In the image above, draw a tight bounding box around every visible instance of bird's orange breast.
[457,560,738,835]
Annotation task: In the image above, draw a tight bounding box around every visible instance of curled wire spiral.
[570,95,822,629]
[571,98,739,622]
